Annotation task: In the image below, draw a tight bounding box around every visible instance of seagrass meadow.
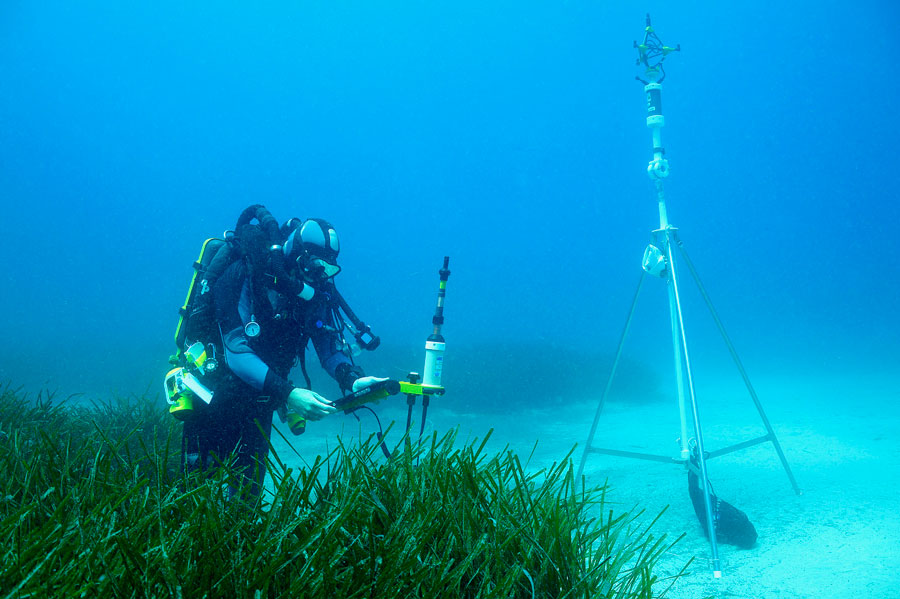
[0,385,688,598]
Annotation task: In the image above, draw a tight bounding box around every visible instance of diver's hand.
[352,376,390,393]
[287,388,336,420]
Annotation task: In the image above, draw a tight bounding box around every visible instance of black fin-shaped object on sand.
[688,453,758,549]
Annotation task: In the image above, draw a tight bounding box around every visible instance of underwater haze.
[3,1,900,596]
[3,1,897,402]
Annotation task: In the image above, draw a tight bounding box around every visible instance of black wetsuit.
[181,260,362,497]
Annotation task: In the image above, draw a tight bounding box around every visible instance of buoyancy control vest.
[172,205,291,369]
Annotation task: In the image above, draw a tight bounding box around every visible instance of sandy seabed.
[273,372,899,599]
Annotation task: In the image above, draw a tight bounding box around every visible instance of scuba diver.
[178,205,385,498]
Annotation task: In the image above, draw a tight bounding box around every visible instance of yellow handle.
[398,382,445,396]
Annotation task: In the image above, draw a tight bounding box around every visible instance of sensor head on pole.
[645,82,665,128]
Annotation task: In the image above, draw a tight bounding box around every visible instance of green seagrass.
[0,385,689,598]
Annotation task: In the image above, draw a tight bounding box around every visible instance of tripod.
[575,17,800,578]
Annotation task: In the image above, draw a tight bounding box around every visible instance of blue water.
[1,2,897,402]
[2,3,899,596]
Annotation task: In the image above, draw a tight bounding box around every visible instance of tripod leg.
[665,229,722,577]
[666,268,691,460]
[576,272,646,488]
[675,236,802,496]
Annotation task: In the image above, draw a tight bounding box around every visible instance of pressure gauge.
[245,317,261,338]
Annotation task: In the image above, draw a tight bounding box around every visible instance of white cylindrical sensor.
[423,339,446,386]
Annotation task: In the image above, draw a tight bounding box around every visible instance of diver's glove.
[287,388,336,420]
[352,376,390,393]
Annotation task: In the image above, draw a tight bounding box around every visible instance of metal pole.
[665,229,722,577]
[660,233,691,460]
[640,22,720,575]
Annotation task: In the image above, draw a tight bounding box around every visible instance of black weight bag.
[687,451,758,549]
